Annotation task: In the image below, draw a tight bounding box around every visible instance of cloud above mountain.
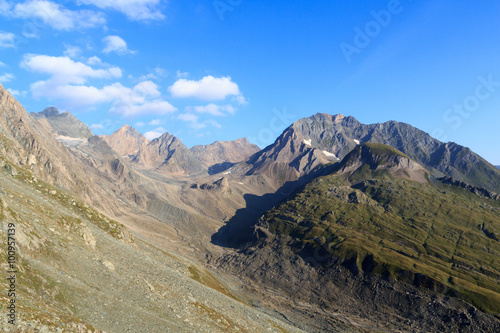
[21,54,176,117]
[169,75,246,103]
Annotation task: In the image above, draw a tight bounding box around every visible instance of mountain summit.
[31,107,94,139]
[102,124,149,157]
[246,113,500,192]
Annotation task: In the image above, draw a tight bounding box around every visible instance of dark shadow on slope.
[211,164,337,249]
[208,162,235,175]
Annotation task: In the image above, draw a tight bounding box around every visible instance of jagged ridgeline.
[259,143,500,314]
[247,113,500,192]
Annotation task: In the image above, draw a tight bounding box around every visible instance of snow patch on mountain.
[322,150,340,160]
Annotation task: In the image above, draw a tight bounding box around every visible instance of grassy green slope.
[261,171,500,315]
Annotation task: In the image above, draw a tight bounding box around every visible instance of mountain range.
[1,82,499,332]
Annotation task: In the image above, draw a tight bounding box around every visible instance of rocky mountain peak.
[114,124,148,142]
[104,124,149,157]
[156,131,177,143]
[331,113,346,123]
[30,107,94,140]
[40,106,60,117]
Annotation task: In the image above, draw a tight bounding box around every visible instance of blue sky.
[0,0,499,164]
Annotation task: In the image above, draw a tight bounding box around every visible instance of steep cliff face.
[0,83,84,190]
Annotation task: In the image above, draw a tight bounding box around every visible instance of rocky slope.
[438,176,500,200]
[214,144,500,332]
[0,162,302,332]
[0,85,311,332]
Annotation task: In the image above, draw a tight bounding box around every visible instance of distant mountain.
[101,124,149,157]
[246,113,500,192]
[104,125,261,177]
[131,131,207,176]
[497,165,500,170]
[191,138,260,174]
[31,107,94,140]
[217,143,500,332]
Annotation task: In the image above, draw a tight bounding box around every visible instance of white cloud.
[12,1,106,31]
[28,80,176,117]
[138,67,167,82]
[87,56,105,66]
[102,35,134,55]
[176,70,188,79]
[22,54,176,118]
[77,0,164,21]
[0,1,12,12]
[177,113,222,130]
[178,113,198,123]
[134,121,145,127]
[177,113,206,130]
[185,103,236,116]
[90,123,103,129]
[0,32,15,48]
[205,119,222,129]
[0,73,14,83]
[0,61,5,67]
[148,119,161,125]
[144,127,165,140]
[233,94,248,105]
[63,44,82,58]
[6,89,27,97]
[169,75,244,102]
[133,80,160,97]
[112,99,176,117]
[21,54,122,85]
